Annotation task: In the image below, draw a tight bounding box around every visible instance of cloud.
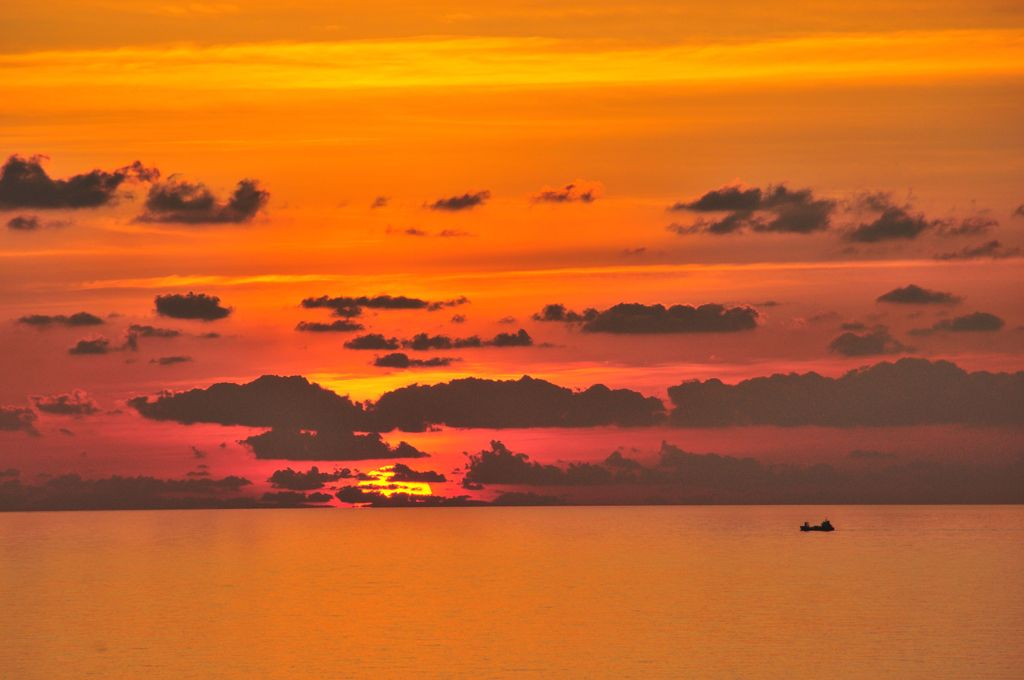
[846,205,937,242]
[464,440,611,485]
[532,181,601,204]
[0,474,255,511]
[129,374,427,461]
[155,292,231,321]
[301,294,468,317]
[942,215,998,236]
[6,215,40,231]
[828,326,909,356]
[400,329,532,349]
[876,284,961,305]
[31,390,100,416]
[370,196,389,209]
[668,358,1023,426]
[128,324,181,338]
[151,355,192,365]
[916,312,1005,334]
[241,429,426,461]
[260,491,333,506]
[344,334,400,350]
[532,304,598,323]
[0,406,38,435]
[450,314,466,324]
[428,190,490,211]
[334,486,482,507]
[669,184,836,235]
[68,337,112,355]
[553,303,759,333]
[388,463,447,483]
[1015,204,1024,218]
[268,465,353,490]
[934,240,1021,260]
[17,312,103,328]
[0,154,157,209]
[296,320,365,332]
[372,376,664,431]
[373,353,457,368]
[136,177,268,223]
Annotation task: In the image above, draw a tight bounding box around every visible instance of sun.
[357,465,433,497]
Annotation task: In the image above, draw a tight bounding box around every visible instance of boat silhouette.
[800,519,835,532]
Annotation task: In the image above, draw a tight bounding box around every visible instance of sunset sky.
[1,0,1022,508]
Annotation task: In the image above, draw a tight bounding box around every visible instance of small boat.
[800,519,835,532]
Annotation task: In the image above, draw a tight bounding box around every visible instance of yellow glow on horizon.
[357,465,433,497]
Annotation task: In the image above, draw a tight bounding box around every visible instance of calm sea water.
[1,506,1022,679]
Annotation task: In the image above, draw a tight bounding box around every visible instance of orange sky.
[0,0,1021,506]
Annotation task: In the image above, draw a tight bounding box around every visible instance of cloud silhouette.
[428,190,490,211]
[668,358,1022,426]
[136,177,268,223]
[876,285,961,305]
[828,326,909,356]
[846,205,937,242]
[669,184,836,235]
[0,406,38,435]
[372,376,664,431]
[155,292,231,321]
[296,320,365,332]
[918,312,1005,333]
[935,240,1022,260]
[552,303,760,333]
[344,334,400,350]
[301,294,468,317]
[0,154,157,209]
[268,466,353,490]
[18,312,103,328]
[0,474,255,511]
[532,181,601,204]
[128,324,181,338]
[374,353,457,368]
[151,356,192,366]
[68,337,112,355]
[31,390,100,416]
[6,215,40,231]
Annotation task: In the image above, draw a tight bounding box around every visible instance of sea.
[1,505,1022,679]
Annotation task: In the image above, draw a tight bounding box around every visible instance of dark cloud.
[840,321,867,331]
[136,177,268,224]
[464,441,612,485]
[372,376,664,431]
[260,491,333,506]
[155,292,231,321]
[68,337,112,355]
[0,474,255,511]
[296,320,365,332]
[668,358,1023,426]
[532,181,600,204]
[301,294,467,317]
[451,314,466,324]
[846,206,937,242]
[0,154,157,209]
[151,355,192,366]
[428,190,490,211]
[243,429,427,461]
[6,215,40,231]
[370,196,389,209]
[374,353,457,368]
[570,303,758,334]
[128,324,181,338]
[0,406,38,435]
[492,491,565,506]
[130,374,366,430]
[388,463,447,483]
[344,334,400,350]
[334,486,483,507]
[934,240,1022,260]
[828,326,909,357]
[31,391,100,416]
[268,466,353,490]
[533,304,598,323]
[669,184,836,235]
[18,312,103,328]
[942,215,998,236]
[926,312,1005,333]
[489,329,533,347]
[876,285,961,305]
[400,329,532,350]
[129,375,427,461]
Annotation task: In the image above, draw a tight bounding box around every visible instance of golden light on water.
[357,465,433,497]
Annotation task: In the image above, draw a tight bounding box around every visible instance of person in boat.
[802,521,810,530]
[821,519,833,530]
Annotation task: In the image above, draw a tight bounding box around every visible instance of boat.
[800,519,835,532]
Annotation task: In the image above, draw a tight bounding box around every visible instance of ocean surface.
[1,505,1022,679]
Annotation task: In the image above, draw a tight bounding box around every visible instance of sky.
[0,0,1022,509]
